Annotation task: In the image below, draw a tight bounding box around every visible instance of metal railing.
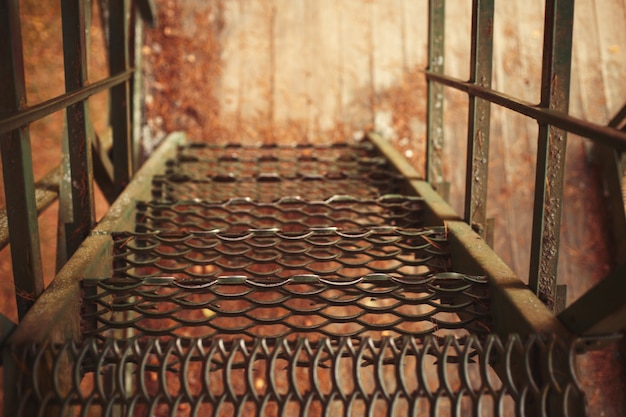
[1,0,625,415]
[0,0,154,320]
[424,0,626,327]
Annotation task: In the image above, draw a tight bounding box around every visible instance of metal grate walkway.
[7,140,587,417]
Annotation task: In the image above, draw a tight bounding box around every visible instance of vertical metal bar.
[61,0,96,258]
[110,0,133,194]
[130,4,143,168]
[529,0,575,310]
[426,0,445,188]
[464,0,494,238]
[0,0,44,319]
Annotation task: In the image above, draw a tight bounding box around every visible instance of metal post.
[464,0,494,239]
[130,4,143,169]
[61,0,96,258]
[0,0,44,319]
[426,0,445,189]
[529,0,575,311]
[110,0,133,194]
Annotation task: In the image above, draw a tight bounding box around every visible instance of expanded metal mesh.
[82,272,490,340]
[151,142,408,202]
[3,141,591,416]
[151,172,406,202]
[10,334,586,417]
[173,142,378,161]
[164,154,391,178]
[135,195,424,234]
[111,227,450,281]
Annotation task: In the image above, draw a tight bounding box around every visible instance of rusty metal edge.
[8,132,186,346]
[367,132,572,338]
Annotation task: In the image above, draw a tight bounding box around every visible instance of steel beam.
[426,0,445,189]
[61,0,96,258]
[110,0,133,194]
[529,0,575,310]
[0,70,133,136]
[0,0,44,320]
[465,0,494,238]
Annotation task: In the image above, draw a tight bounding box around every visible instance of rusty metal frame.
[528,0,575,311]
[0,0,45,319]
[426,0,445,189]
[465,0,494,239]
[2,0,625,414]
[61,0,97,259]
[3,132,184,417]
[424,0,626,328]
[368,133,571,339]
[0,0,152,320]
[6,132,594,416]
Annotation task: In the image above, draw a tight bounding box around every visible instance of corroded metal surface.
[465,0,494,238]
[426,0,445,188]
[529,0,575,311]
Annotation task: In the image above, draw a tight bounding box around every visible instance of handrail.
[424,71,626,151]
[0,0,147,320]
[425,0,626,318]
[0,70,133,136]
